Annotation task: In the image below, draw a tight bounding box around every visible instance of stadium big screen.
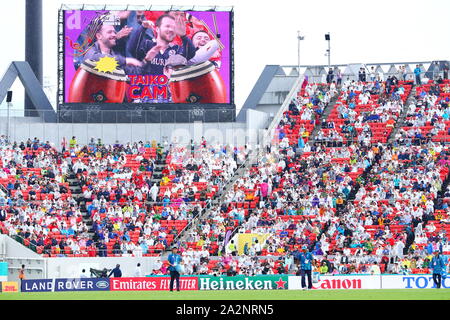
[57,7,234,123]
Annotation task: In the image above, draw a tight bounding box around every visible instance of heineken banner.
[199,275,289,290]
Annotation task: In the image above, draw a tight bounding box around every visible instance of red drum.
[68,59,128,103]
[169,61,227,104]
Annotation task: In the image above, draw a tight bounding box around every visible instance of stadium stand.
[1,77,449,278]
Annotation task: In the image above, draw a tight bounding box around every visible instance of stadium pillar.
[25,0,43,117]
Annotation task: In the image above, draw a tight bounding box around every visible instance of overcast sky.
[1,0,450,112]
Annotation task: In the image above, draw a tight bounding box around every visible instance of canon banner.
[288,275,380,290]
[62,9,232,105]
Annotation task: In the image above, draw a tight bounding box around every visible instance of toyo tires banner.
[381,275,450,289]
[288,274,449,290]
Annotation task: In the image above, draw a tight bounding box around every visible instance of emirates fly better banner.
[62,9,232,105]
[110,277,198,291]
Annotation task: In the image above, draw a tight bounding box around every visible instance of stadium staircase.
[159,150,257,261]
[308,92,340,143]
[388,83,417,144]
[150,153,167,186]
[144,151,167,205]
[66,169,93,237]
[160,77,308,258]
[434,168,450,211]
[347,84,417,205]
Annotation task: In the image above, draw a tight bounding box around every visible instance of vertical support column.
[25,0,43,117]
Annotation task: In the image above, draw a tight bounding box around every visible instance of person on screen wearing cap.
[430,249,446,289]
[167,246,182,291]
[298,245,314,290]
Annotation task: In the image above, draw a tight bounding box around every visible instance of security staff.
[299,245,313,290]
[431,249,447,289]
[167,246,182,291]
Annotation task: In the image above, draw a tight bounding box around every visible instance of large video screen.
[62,9,232,105]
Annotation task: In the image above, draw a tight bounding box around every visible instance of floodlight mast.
[297,31,304,76]
[325,32,331,68]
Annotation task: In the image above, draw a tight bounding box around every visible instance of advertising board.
[199,275,289,290]
[288,275,381,290]
[21,278,111,292]
[110,277,198,291]
[58,7,235,123]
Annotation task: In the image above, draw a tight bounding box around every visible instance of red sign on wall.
[110,277,199,291]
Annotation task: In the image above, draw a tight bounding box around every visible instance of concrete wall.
[46,256,159,279]
[0,234,45,282]
[246,109,270,146]
[0,116,248,148]
[0,234,41,258]
[0,234,160,280]
[252,105,281,116]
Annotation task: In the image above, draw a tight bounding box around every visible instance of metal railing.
[170,150,254,248]
[0,109,246,148]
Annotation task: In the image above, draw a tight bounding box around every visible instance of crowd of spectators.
[1,75,450,277]
[396,79,450,145]
[316,79,411,146]
[0,136,245,257]
[159,79,450,277]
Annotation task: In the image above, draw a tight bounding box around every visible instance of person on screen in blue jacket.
[430,250,447,289]
[126,13,196,76]
[298,245,314,290]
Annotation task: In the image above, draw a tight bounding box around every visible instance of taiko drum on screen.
[169,61,227,104]
[68,58,128,103]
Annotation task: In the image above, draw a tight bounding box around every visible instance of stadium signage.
[288,276,378,290]
[110,277,198,291]
[199,275,288,290]
[96,280,110,289]
[22,279,53,292]
[0,281,19,292]
[313,278,362,290]
[54,278,111,291]
[381,275,450,289]
[21,278,111,292]
[403,276,450,289]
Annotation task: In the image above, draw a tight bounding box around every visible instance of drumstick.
[212,14,220,39]
[200,20,225,50]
